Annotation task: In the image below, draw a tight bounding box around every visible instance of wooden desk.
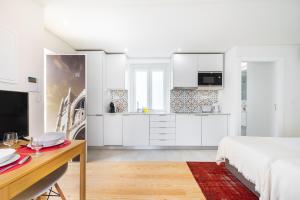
[0,140,86,200]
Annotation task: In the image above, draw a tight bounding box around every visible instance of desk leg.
[80,147,86,200]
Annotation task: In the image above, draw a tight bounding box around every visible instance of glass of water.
[30,137,43,156]
[3,132,18,148]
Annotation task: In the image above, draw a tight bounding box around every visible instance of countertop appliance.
[109,102,116,113]
[198,71,223,86]
[201,105,212,113]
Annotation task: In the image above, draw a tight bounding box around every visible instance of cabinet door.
[198,54,224,71]
[123,115,149,146]
[106,54,127,89]
[172,54,198,88]
[104,115,123,145]
[87,116,103,146]
[86,51,104,115]
[202,115,228,146]
[176,115,202,146]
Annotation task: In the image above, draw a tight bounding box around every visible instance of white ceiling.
[40,0,300,57]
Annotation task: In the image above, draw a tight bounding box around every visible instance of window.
[130,64,168,111]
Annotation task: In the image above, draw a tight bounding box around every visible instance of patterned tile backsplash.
[170,89,218,113]
[111,90,128,112]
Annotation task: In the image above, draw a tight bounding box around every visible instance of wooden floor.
[55,162,206,200]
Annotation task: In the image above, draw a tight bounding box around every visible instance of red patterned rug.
[187,162,258,200]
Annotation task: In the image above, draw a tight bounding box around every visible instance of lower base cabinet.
[176,114,202,146]
[123,115,150,146]
[87,116,104,146]
[104,115,123,145]
[202,115,228,146]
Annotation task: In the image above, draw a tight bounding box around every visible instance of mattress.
[216,136,300,200]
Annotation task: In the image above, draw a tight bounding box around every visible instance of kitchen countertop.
[103,112,230,115]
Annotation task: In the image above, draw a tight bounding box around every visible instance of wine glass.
[3,132,18,148]
[30,137,43,157]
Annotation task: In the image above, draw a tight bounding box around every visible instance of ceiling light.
[177,48,182,52]
[124,48,128,53]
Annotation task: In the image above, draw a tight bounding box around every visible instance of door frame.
[237,57,284,136]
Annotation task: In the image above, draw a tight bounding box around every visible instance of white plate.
[0,153,20,167]
[27,139,65,149]
[37,134,64,146]
[0,149,16,163]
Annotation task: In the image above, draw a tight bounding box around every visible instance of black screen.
[0,90,29,140]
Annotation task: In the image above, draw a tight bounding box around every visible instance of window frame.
[130,63,168,112]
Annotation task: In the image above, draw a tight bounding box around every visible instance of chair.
[13,132,68,200]
[12,164,68,200]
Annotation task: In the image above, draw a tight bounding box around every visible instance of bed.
[216,136,300,200]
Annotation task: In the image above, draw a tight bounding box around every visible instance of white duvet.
[216,136,300,200]
[268,157,300,200]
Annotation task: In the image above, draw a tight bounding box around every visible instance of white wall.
[44,29,75,54]
[220,45,300,137]
[0,0,74,137]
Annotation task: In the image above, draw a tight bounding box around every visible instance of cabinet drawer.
[150,121,176,128]
[150,128,175,134]
[150,115,175,122]
[150,139,176,146]
[150,133,176,140]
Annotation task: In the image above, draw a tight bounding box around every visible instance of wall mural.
[46,55,86,141]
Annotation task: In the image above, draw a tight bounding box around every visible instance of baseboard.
[88,146,218,150]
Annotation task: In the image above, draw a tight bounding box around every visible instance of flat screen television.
[0,90,29,140]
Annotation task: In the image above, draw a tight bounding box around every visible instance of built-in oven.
[198,72,223,86]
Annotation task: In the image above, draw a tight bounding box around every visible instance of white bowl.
[0,148,16,163]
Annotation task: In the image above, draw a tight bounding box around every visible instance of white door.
[172,54,198,88]
[85,51,104,115]
[202,115,228,146]
[104,115,123,145]
[246,62,281,137]
[123,115,149,146]
[87,116,103,146]
[176,114,201,146]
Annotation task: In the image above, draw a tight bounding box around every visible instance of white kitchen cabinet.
[123,115,149,146]
[172,53,224,88]
[87,116,104,146]
[106,54,127,89]
[202,115,228,146]
[176,114,202,146]
[84,51,105,115]
[198,54,224,72]
[104,115,123,145]
[172,54,198,88]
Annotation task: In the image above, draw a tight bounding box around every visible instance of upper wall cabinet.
[172,53,224,88]
[198,54,224,72]
[106,54,127,90]
[172,54,198,88]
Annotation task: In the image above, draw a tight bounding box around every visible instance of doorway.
[241,61,281,137]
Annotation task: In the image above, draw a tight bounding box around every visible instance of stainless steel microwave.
[198,72,223,86]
